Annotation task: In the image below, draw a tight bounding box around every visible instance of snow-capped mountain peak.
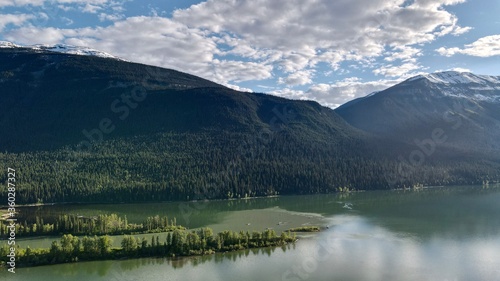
[408,71,500,85]
[0,41,121,60]
[32,44,120,59]
[0,41,20,48]
[403,71,500,103]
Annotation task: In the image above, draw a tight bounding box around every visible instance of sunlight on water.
[3,186,500,281]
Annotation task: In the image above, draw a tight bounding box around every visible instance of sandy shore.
[204,206,327,233]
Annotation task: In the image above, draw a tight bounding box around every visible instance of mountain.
[0,44,228,151]
[0,45,498,204]
[0,45,383,204]
[0,41,121,59]
[335,71,500,155]
[0,44,365,151]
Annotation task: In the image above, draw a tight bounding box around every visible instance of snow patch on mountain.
[0,41,20,48]
[31,44,121,59]
[403,71,500,103]
[0,41,122,60]
[438,90,500,103]
[366,91,381,97]
[426,71,483,84]
[408,71,500,86]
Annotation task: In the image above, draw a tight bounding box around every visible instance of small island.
[286,226,321,232]
[0,213,299,268]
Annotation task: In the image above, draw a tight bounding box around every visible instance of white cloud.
[278,69,314,86]
[0,0,126,20]
[82,3,102,13]
[433,11,471,37]
[270,88,306,100]
[451,25,472,36]
[210,59,273,83]
[219,35,261,59]
[223,83,253,92]
[305,78,398,108]
[449,67,471,73]
[0,0,115,7]
[436,35,500,57]
[0,13,32,31]
[57,4,72,11]
[278,48,317,73]
[5,26,66,44]
[98,13,124,22]
[2,0,472,107]
[54,0,113,3]
[385,46,422,63]
[373,62,421,77]
[0,0,44,6]
[4,16,273,85]
[173,0,468,71]
[413,0,466,8]
[61,16,74,26]
[436,47,459,57]
[270,78,399,108]
[314,51,344,70]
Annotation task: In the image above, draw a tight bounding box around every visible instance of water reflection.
[284,215,500,281]
[4,186,500,281]
[5,214,500,281]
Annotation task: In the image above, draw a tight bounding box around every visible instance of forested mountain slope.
[0,48,498,204]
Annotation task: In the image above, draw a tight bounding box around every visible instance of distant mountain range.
[0,43,498,204]
[0,41,122,59]
[336,71,500,155]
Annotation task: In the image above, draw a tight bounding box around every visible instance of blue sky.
[1,0,499,107]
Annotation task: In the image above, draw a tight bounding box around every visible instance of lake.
[2,185,500,280]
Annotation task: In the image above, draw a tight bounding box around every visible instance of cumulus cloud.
[436,35,500,57]
[278,69,314,86]
[223,83,253,92]
[4,16,273,85]
[210,59,273,83]
[384,46,422,63]
[0,0,116,7]
[61,16,74,26]
[270,88,307,100]
[1,0,473,107]
[0,0,126,21]
[82,3,102,13]
[0,13,32,31]
[449,67,471,73]
[278,48,317,73]
[5,26,66,44]
[98,13,124,22]
[0,0,44,6]
[373,62,422,77]
[272,78,398,108]
[173,0,468,57]
[305,78,398,108]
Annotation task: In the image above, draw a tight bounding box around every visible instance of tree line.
[1,132,497,205]
[0,213,181,238]
[0,227,296,267]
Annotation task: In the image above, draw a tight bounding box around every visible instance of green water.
[2,185,500,280]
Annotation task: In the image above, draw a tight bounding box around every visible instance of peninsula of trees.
[0,213,297,268]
